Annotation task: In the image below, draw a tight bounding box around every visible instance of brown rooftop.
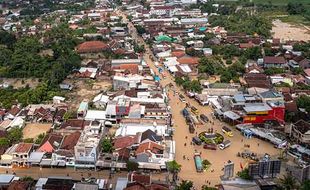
[293,120,310,134]
[76,41,109,54]
[263,56,286,64]
[60,131,81,150]
[14,143,33,153]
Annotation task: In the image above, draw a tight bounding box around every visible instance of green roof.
[155,35,175,43]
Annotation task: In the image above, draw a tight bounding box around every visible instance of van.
[200,114,209,123]
[189,123,195,134]
[222,126,233,137]
[191,106,199,115]
[219,140,231,150]
[179,94,186,103]
[203,144,217,150]
[192,137,202,145]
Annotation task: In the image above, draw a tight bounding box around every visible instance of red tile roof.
[177,57,199,65]
[59,119,86,130]
[171,51,185,58]
[119,64,139,74]
[76,41,109,53]
[14,143,33,153]
[263,56,286,64]
[239,42,254,49]
[136,142,163,155]
[8,181,30,190]
[114,135,138,150]
[128,172,151,185]
[8,106,20,116]
[60,131,81,150]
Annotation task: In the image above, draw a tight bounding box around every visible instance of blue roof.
[187,28,194,32]
[199,27,207,31]
[78,101,88,112]
[154,76,160,81]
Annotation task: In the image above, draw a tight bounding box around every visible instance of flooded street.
[120,11,281,188]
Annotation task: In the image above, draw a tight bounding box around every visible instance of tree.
[135,25,146,35]
[101,138,114,153]
[126,161,139,171]
[0,137,10,146]
[63,110,77,120]
[237,168,252,180]
[176,180,193,190]
[21,176,34,181]
[8,127,23,144]
[166,160,181,183]
[300,180,310,190]
[244,46,262,60]
[24,138,34,143]
[277,174,298,190]
[287,2,305,15]
[297,95,310,113]
[35,133,45,144]
[201,185,217,190]
[0,30,16,48]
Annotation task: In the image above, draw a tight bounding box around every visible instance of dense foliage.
[0,26,81,87]
[175,76,202,93]
[101,138,114,153]
[209,11,272,37]
[175,180,193,190]
[297,95,310,113]
[237,168,252,180]
[0,84,59,109]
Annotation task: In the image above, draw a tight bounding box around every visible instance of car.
[190,106,199,115]
[192,136,202,145]
[222,126,233,137]
[200,114,209,123]
[203,144,217,150]
[179,94,186,102]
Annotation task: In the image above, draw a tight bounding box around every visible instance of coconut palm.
[277,174,299,190]
[166,160,181,184]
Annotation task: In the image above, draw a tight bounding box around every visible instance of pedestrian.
[257,143,259,146]
[241,139,243,142]
[184,143,187,146]
[185,136,188,139]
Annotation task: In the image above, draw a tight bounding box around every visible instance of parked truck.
[194,153,203,172]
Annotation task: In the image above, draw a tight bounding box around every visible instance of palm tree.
[277,174,299,190]
[166,160,181,184]
[300,180,310,190]
[175,180,193,190]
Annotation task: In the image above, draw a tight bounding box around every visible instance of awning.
[224,111,241,120]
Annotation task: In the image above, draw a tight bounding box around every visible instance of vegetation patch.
[198,132,224,145]
[202,159,211,171]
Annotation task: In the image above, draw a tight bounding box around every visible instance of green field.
[215,0,310,6]
[252,0,310,6]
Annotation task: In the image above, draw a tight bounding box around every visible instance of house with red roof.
[263,56,287,68]
[38,133,63,153]
[1,143,34,166]
[51,131,81,167]
[76,41,109,54]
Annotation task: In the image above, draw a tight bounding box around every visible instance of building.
[76,41,109,54]
[291,120,310,144]
[77,101,88,119]
[74,123,102,168]
[1,143,33,167]
[37,133,63,153]
[263,56,287,68]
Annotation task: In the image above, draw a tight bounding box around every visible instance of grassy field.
[252,0,310,6]
[215,0,310,6]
